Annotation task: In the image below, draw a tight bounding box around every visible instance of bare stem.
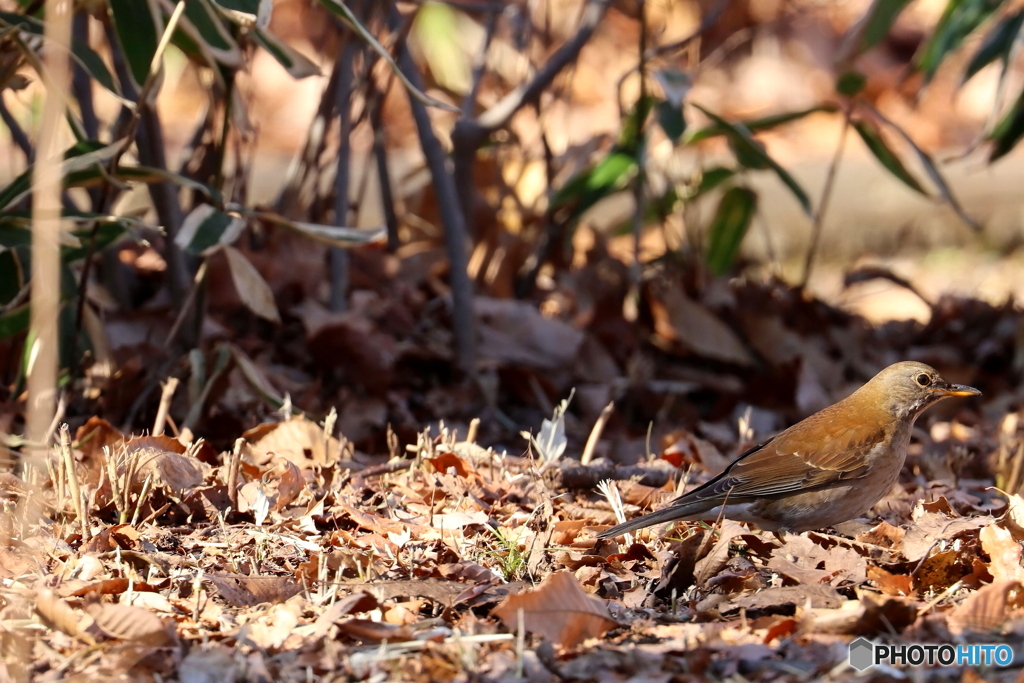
[800,107,851,289]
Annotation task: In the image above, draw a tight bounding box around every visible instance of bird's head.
[865,361,981,420]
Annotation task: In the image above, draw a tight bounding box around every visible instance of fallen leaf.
[492,570,617,648]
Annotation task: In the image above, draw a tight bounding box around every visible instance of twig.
[59,426,88,540]
[800,106,851,288]
[580,401,614,466]
[630,0,648,288]
[164,260,209,351]
[227,438,243,511]
[152,377,179,437]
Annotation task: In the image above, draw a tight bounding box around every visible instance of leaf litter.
[3,272,1024,681]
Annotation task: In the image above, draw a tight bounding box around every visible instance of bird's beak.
[936,382,982,397]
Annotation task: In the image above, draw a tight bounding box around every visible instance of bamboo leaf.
[859,0,914,53]
[915,0,1005,84]
[685,105,836,144]
[109,0,162,89]
[176,205,245,256]
[705,187,757,276]
[693,105,811,215]
[852,119,926,194]
[963,9,1024,82]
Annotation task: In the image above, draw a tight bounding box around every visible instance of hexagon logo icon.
[849,638,874,671]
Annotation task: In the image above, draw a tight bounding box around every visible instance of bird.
[597,361,980,538]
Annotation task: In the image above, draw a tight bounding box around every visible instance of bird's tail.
[596,503,701,540]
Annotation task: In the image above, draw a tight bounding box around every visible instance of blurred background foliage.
[1,0,1023,454]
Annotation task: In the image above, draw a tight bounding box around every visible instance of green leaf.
[693,105,811,215]
[705,187,757,276]
[685,166,735,201]
[859,0,914,52]
[550,150,637,223]
[869,106,979,229]
[915,0,1005,84]
[0,139,116,211]
[176,205,245,255]
[655,99,686,143]
[852,119,926,193]
[989,86,1024,160]
[109,0,161,89]
[836,70,867,96]
[171,0,242,71]
[963,9,1024,82]
[685,105,836,144]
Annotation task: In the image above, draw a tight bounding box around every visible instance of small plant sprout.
[597,479,633,547]
[521,388,574,466]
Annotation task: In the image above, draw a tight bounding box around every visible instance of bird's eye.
[915,373,932,387]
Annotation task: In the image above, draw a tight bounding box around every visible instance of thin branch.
[630,0,648,287]
[329,34,360,312]
[801,106,851,288]
[397,45,477,375]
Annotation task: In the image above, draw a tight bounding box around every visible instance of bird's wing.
[677,413,883,505]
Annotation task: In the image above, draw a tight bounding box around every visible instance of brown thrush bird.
[598,361,980,537]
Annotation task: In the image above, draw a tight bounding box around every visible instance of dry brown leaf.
[33,588,97,645]
[980,523,1024,582]
[223,245,282,323]
[866,565,913,596]
[769,534,865,585]
[244,600,302,650]
[727,584,844,612]
[244,415,340,468]
[948,580,1024,635]
[336,618,416,644]
[491,570,617,648]
[647,284,754,366]
[900,512,992,562]
[126,436,204,495]
[475,297,585,369]
[310,592,379,640]
[855,521,905,550]
[207,573,301,607]
[85,602,177,646]
[693,521,745,585]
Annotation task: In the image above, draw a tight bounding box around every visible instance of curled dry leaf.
[694,521,746,585]
[127,436,205,495]
[243,415,341,468]
[85,602,177,646]
[980,523,1024,582]
[948,579,1024,635]
[33,588,97,645]
[492,570,617,649]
